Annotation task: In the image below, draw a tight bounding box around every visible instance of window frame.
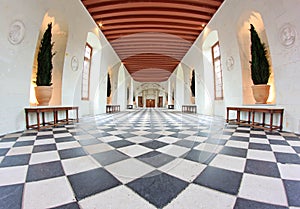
[81,43,92,101]
[211,41,224,100]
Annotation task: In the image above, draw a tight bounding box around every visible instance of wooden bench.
[226,106,284,131]
[106,105,120,113]
[24,106,79,130]
[182,105,197,113]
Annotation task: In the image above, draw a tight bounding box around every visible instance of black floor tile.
[0,137,18,142]
[92,150,129,166]
[0,154,31,167]
[268,139,289,145]
[68,168,121,201]
[245,159,280,178]
[78,139,101,146]
[0,184,23,209]
[193,166,242,195]
[169,133,190,139]
[21,132,37,136]
[108,140,134,148]
[250,134,266,138]
[0,148,9,156]
[293,146,300,153]
[116,133,136,139]
[184,150,216,165]
[32,144,57,153]
[248,143,272,151]
[50,202,81,209]
[283,180,300,207]
[13,141,34,147]
[142,133,162,140]
[127,170,188,208]
[174,140,200,148]
[137,151,175,168]
[283,136,299,141]
[234,197,288,209]
[36,135,54,140]
[59,147,87,160]
[230,136,249,142]
[53,130,69,134]
[274,152,300,164]
[140,141,168,149]
[220,146,247,158]
[96,132,113,138]
[205,138,227,145]
[26,161,65,182]
[55,136,76,143]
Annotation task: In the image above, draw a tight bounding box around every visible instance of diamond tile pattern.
[0,109,300,208]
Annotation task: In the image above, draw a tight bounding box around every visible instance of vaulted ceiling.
[81,0,224,82]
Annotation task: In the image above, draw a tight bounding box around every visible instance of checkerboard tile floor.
[1,109,300,209]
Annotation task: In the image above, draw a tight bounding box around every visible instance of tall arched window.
[212,42,223,100]
[82,43,92,100]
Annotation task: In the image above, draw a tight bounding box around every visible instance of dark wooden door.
[138,96,143,107]
[146,99,155,108]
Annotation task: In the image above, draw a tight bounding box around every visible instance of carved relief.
[280,23,296,48]
[8,20,25,45]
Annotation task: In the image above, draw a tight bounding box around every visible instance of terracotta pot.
[35,86,53,106]
[251,84,270,104]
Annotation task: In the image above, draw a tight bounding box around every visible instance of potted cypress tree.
[249,24,271,104]
[106,73,112,104]
[190,70,195,104]
[35,23,55,106]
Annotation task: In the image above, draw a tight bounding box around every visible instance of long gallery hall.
[1,0,300,208]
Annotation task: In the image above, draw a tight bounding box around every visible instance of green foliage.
[190,70,195,96]
[36,23,55,86]
[250,24,270,85]
[107,73,111,97]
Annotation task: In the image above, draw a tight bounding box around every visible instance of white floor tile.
[23,176,76,209]
[165,184,236,209]
[6,146,33,156]
[194,143,223,153]
[100,136,122,143]
[249,138,269,144]
[79,185,156,209]
[105,158,155,184]
[210,154,246,172]
[0,142,15,148]
[266,135,285,140]
[118,145,152,157]
[74,134,95,140]
[37,131,53,136]
[29,151,60,165]
[159,158,206,182]
[185,136,207,143]
[157,136,179,144]
[83,143,114,154]
[271,145,296,153]
[62,155,99,175]
[238,173,288,206]
[288,141,300,146]
[225,140,249,149]
[53,133,73,138]
[34,138,55,145]
[126,136,152,144]
[56,141,81,150]
[157,144,190,157]
[232,132,250,137]
[247,149,276,162]
[0,165,28,186]
[278,164,300,180]
[17,136,36,141]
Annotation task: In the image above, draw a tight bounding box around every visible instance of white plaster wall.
[181,0,300,132]
[0,0,121,135]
